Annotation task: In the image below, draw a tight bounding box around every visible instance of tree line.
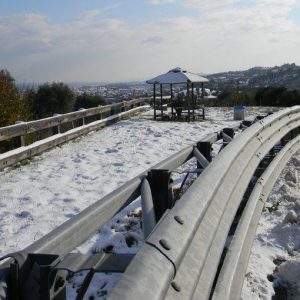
[0,69,108,128]
[210,87,300,107]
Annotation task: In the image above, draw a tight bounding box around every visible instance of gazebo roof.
[146,67,209,84]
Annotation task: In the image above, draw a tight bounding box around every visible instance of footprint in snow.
[63,198,74,203]
[18,196,32,202]
[105,148,118,154]
[15,211,32,219]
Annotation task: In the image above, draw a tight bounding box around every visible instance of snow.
[0,106,256,256]
[242,151,300,300]
[0,106,287,299]
[146,67,209,84]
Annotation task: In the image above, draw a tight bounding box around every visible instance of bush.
[0,69,31,127]
[74,93,108,110]
[34,82,75,118]
[255,87,300,106]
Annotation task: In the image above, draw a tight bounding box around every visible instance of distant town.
[68,63,300,103]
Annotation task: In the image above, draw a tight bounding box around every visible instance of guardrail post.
[53,114,61,134]
[223,128,234,139]
[196,142,212,162]
[15,121,26,146]
[147,169,173,222]
[79,108,86,125]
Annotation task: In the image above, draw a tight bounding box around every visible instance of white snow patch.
[242,151,300,300]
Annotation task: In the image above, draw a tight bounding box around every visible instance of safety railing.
[0,122,245,300]
[1,107,300,300]
[0,98,149,169]
[110,106,300,300]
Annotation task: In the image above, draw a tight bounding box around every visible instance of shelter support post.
[170,84,174,118]
[187,82,190,122]
[192,83,195,118]
[160,84,163,119]
[153,84,156,120]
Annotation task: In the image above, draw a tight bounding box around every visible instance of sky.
[0,0,300,83]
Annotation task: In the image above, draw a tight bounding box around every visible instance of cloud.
[0,0,299,82]
[141,36,165,44]
[149,0,175,5]
[185,0,243,9]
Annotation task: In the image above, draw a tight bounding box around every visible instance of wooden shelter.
[146,67,209,121]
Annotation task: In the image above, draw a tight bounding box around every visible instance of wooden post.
[15,121,26,147]
[192,82,195,118]
[170,84,174,118]
[187,82,190,122]
[160,84,163,119]
[201,82,205,120]
[153,84,156,120]
[79,108,86,125]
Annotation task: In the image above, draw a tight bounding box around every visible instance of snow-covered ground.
[0,106,290,299]
[0,107,248,256]
[242,151,300,300]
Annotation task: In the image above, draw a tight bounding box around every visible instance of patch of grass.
[264,201,281,213]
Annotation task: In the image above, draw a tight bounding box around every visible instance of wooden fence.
[0,98,149,169]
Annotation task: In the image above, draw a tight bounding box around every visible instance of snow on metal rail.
[0,99,148,169]
[110,106,300,300]
[1,107,300,300]
[0,122,241,300]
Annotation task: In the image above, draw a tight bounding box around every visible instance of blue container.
[234,105,246,120]
[234,105,246,110]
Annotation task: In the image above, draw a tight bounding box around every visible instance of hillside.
[207,63,300,91]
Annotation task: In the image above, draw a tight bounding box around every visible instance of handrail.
[0,105,148,169]
[110,106,300,300]
[0,98,147,142]
[212,134,300,300]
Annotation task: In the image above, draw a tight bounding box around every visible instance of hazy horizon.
[1,0,300,83]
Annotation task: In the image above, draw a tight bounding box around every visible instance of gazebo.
[146,67,209,121]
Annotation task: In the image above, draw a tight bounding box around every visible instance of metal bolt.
[174,216,184,225]
[171,281,181,292]
[159,239,171,250]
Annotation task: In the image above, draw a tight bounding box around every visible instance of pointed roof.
[146,67,209,84]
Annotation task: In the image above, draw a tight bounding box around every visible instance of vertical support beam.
[187,82,190,122]
[223,128,234,139]
[147,169,173,222]
[197,142,212,162]
[195,141,212,176]
[201,82,205,120]
[79,108,86,126]
[15,121,26,147]
[160,84,163,119]
[170,84,174,118]
[192,82,195,118]
[141,179,156,238]
[53,114,61,134]
[153,84,156,120]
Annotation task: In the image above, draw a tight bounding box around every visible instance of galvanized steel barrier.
[0,106,299,300]
[110,106,300,300]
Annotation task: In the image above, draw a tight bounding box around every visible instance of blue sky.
[0,0,300,82]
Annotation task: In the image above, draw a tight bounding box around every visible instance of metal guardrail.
[212,133,300,300]
[1,107,299,300]
[0,124,233,300]
[110,106,300,300]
